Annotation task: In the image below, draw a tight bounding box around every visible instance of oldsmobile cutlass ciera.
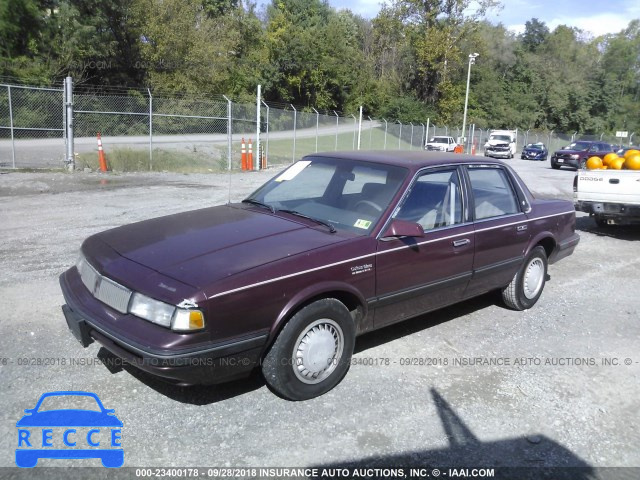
[60,151,579,400]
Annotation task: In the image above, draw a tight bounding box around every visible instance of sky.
[326,0,640,37]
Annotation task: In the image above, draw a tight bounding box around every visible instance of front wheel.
[262,299,355,400]
[502,246,548,311]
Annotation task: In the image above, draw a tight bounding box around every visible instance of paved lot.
[0,157,638,478]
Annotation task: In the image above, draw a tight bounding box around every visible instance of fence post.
[334,111,339,151]
[7,85,16,168]
[256,85,261,170]
[383,118,388,150]
[368,116,373,149]
[357,106,363,150]
[148,88,153,171]
[64,77,74,171]
[351,114,357,150]
[223,95,232,170]
[409,122,414,150]
[261,100,270,168]
[420,123,425,150]
[425,118,430,147]
[397,121,402,149]
[291,104,297,163]
[312,108,319,152]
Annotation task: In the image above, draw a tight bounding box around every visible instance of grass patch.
[75,148,227,173]
[260,129,419,166]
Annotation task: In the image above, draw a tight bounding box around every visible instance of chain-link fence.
[0,84,65,168]
[1,79,637,171]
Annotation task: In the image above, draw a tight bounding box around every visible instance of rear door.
[464,165,531,297]
[373,166,474,327]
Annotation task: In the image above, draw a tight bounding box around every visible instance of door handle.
[516,225,528,232]
[453,238,470,247]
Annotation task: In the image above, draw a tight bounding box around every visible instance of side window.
[395,169,463,231]
[467,167,520,220]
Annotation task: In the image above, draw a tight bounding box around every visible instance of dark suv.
[550,140,613,170]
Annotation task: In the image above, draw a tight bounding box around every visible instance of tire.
[502,246,548,311]
[579,159,587,169]
[262,298,355,400]
[594,217,610,228]
[551,162,560,170]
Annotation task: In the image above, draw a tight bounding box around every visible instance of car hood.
[486,139,512,146]
[16,410,122,427]
[94,204,349,289]
[555,148,586,155]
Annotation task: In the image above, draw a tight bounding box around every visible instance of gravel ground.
[0,158,638,479]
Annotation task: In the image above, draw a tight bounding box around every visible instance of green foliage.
[1,0,638,137]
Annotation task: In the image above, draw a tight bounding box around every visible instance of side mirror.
[382,219,424,238]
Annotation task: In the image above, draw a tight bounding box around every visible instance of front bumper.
[485,150,511,158]
[551,156,579,168]
[521,153,545,160]
[60,270,267,386]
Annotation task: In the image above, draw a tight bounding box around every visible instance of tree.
[522,18,549,51]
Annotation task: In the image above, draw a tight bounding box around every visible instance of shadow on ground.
[576,215,640,241]
[314,388,596,479]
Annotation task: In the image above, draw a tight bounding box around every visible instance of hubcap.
[523,258,545,299]
[293,319,344,384]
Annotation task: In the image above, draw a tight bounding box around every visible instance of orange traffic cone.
[248,139,253,171]
[241,137,247,170]
[97,132,108,171]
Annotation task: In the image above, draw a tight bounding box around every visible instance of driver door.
[373,167,475,328]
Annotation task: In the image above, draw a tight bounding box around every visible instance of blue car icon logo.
[16,391,123,468]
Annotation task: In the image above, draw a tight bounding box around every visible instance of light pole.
[461,53,479,153]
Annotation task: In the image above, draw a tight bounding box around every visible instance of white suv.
[425,136,457,152]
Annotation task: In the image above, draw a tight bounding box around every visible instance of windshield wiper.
[277,209,337,233]
[242,198,275,213]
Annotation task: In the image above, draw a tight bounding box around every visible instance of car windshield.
[567,142,591,151]
[490,135,511,142]
[36,395,102,412]
[429,137,448,144]
[527,145,544,151]
[246,157,407,235]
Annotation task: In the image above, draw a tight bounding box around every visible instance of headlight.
[129,293,205,331]
[130,293,175,327]
[570,154,579,160]
[76,253,205,331]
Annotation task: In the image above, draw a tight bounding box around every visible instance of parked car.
[521,143,548,161]
[550,140,614,170]
[425,136,457,152]
[616,145,640,157]
[15,391,123,468]
[484,130,518,159]
[60,151,579,400]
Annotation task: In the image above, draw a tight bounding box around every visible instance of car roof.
[304,150,506,171]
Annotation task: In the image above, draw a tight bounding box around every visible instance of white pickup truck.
[574,169,640,226]
[425,136,457,152]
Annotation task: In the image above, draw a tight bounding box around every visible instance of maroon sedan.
[60,151,579,400]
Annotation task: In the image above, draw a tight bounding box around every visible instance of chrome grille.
[95,276,132,313]
[77,257,99,294]
[77,257,132,314]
